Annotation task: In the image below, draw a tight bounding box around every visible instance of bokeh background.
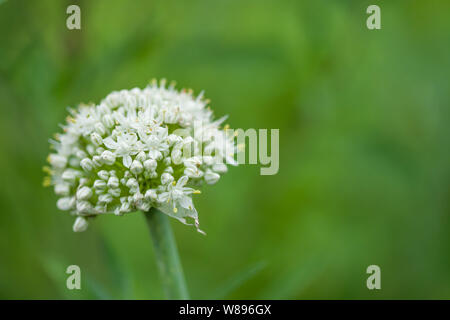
[0,0,449,299]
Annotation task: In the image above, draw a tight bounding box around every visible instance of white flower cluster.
[45,80,236,233]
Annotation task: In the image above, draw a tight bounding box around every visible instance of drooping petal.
[179,196,193,210]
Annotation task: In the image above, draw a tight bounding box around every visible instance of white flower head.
[45,80,237,233]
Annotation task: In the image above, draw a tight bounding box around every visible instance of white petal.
[103,137,118,149]
[177,176,189,188]
[158,192,170,202]
[123,155,132,168]
[179,196,193,209]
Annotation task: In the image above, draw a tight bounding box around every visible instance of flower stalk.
[144,208,189,299]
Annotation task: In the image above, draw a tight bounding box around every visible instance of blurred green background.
[0,0,449,299]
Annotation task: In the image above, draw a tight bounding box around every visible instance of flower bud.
[95,204,107,214]
[77,186,93,200]
[101,150,116,165]
[126,96,137,109]
[148,150,163,160]
[86,144,95,155]
[62,169,78,183]
[80,158,93,172]
[143,159,157,172]
[98,103,109,115]
[79,178,89,187]
[144,189,158,201]
[167,134,182,146]
[150,172,158,179]
[138,95,148,108]
[171,149,183,165]
[98,170,109,180]
[75,149,87,159]
[161,173,174,185]
[204,170,220,185]
[182,137,195,152]
[212,163,228,173]
[135,195,151,212]
[92,155,102,167]
[163,157,171,166]
[107,176,119,188]
[126,178,139,191]
[137,201,151,211]
[73,217,89,232]
[164,166,174,174]
[95,122,106,135]
[98,193,113,204]
[57,197,74,211]
[202,156,214,165]
[69,157,80,167]
[108,188,121,197]
[130,160,143,174]
[184,156,202,168]
[136,151,147,162]
[132,191,143,201]
[103,114,114,128]
[76,200,92,213]
[55,184,70,196]
[164,110,177,123]
[184,166,203,178]
[93,179,107,190]
[48,154,67,168]
[91,132,103,146]
[119,202,131,214]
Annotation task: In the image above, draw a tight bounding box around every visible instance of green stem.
[144,208,189,299]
